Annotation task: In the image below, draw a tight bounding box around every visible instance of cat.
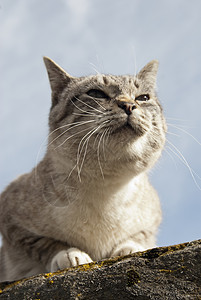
[0,57,166,282]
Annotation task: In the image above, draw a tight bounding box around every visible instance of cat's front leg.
[110,240,146,257]
[50,248,93,272]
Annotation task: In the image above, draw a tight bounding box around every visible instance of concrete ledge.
[0,239,201,299]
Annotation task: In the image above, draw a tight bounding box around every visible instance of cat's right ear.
[43,57,73,93]
[136,60,159,91]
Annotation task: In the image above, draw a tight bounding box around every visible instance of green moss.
[0,279,26,293]
[126,268,141,287]
[70,255,124,273]
[48,280,54,284]
[44,272,53,278]
[159,266,186,273]
[141,242,188,260]
[0,240,197,294]
[159,269,173,273]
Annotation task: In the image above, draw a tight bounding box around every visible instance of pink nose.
[117,101,136,115]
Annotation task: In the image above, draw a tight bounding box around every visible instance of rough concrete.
[0,239,200,299]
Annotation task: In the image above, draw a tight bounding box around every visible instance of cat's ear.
[43,57,73,93]
[137,60,159,90]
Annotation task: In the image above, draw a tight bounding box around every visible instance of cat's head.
[44,57,166,179]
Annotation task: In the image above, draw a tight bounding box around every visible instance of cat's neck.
[48,152,141,188]
[36,153,145,204]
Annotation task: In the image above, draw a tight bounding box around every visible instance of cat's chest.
[53,180,145,256]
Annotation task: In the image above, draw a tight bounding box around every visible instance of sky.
[0,0,201,247]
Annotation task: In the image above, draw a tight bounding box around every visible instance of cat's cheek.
[50,248,93,272]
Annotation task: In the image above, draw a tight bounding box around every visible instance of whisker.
[168,124,201,147]
[163,147,178,169]
[48,120,96,147]
[93,129,103,148]
[98,127,110,162]
[77,120,110,180]
[88,96,106,111]
[89,62,101,74]
[77,126,100,181]
[167,122,194,129]
[35,123,81,165]
[105,126,112,144]
[94,127,110,160]
[70,99,96,116]
[92,120,111,148]
[65,164,77,184]
[167,131,180,137]
[35,123,82,181]
[77,137,90,182]
[77,127,97,172]
[166,117,189,122]
[97,129,108,179]
[79,120,110,160]
[129,43,137,77]
[72,112,97,117]
[75,96,106,115]
[55,125,96,149]
[166,139,201,191]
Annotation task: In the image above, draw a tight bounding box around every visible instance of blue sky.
[0,0,201,247]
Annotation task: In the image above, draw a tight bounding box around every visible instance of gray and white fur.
[0,57,166,281]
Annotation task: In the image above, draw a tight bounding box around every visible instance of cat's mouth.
[111,117,145,137]
[122,121,134,131]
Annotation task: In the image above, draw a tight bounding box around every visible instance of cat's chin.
[111,122,145,138]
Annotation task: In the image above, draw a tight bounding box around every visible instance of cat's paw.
[50,248,93,272]
[111,240,146,257]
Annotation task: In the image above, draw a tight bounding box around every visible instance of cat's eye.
[86,89,108,99]
[135,94,150,101]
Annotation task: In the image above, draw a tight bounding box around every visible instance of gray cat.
[0,57,166,282]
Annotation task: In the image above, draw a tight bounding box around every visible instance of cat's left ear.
[43,57,74,93]
[136,60,159,90]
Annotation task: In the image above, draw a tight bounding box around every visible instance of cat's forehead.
[79,73,138,95]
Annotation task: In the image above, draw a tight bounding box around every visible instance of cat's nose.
[117,101,136,115]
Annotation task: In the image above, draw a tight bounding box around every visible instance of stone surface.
[0,240,200,299]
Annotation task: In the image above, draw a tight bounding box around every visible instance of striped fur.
[0,58,166,281]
